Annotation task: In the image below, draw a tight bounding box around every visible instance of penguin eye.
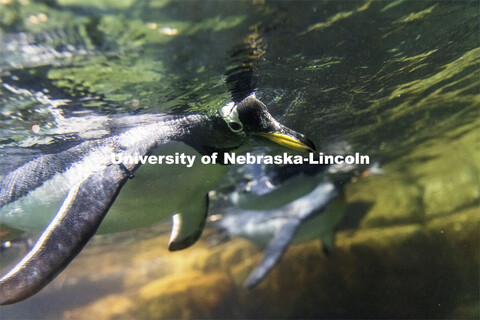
[220,102,243,132]
[228,121,243,132]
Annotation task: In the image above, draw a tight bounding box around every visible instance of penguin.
[212,150,381,288]
[234,180,343,289]
[0,93,315,305]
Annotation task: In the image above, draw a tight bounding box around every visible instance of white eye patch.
[220,102,243,132]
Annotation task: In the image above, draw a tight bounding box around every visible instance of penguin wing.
[243,217,302,289]
[243,182,338,289]
[168,194,209,251]
[0,164,130,305]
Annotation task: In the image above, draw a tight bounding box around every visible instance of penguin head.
[219,94,316,152]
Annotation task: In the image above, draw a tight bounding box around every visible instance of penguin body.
[0,139,226,234]
[216,164,345,288]
[221,180,344,248]
[0,94,315,304]
[229,165,323,211]
[214,152,378,288]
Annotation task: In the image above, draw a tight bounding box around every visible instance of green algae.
[48,54,165,103]
[184,15,246,35]
[346,118,479,229]
[348,46,479,156]
[394,4,437,24]
[1,0,252,114]
[299,0,373,35]
[57,0,136,10]
[0,0,77,32]
[381,0,405,12]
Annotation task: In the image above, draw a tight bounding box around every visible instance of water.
[0,0,478,318]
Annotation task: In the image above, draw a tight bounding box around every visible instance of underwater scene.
[0,0,478,319]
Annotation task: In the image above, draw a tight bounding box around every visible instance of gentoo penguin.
[0,93,315,304]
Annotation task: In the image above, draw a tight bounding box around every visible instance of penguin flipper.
[168,195,209,251]
[243,182,339,289]
[0,164,129,305]
[244,218,302,289]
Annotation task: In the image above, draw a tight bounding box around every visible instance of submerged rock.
[63,294,136,320]
[240,206,478,318]
[346,121,479,229]
[44,202,478,319]
[346,172,424,228]
[137,271,238,319]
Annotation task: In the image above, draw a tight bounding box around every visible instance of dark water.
[0,0,478,319]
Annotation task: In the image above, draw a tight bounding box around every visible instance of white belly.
[100,141,228,233]
[0,146,115,232]
[0,141,228,234]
